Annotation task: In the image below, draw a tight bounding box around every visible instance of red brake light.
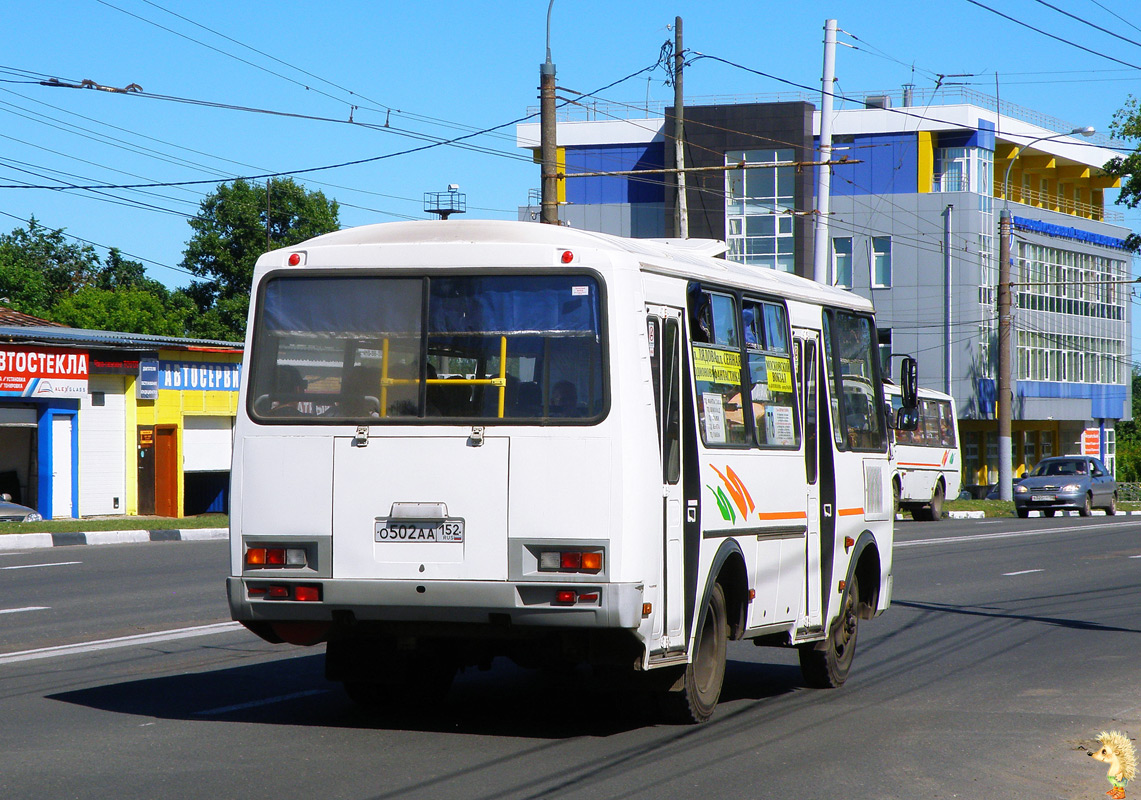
[267,586,290,599]
[294,586,321,602]
[560,552,582,570]
[554,590,576,605]
[266,548,286,566]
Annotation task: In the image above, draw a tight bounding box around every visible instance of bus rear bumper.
[227,577,645,630]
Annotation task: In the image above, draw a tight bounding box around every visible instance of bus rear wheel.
[660,582,727,724]
[799,574,859,688]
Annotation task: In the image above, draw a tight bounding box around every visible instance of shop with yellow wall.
[126,349,242,517]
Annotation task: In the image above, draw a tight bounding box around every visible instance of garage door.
[183,416,234,472]
[80,376,125,516]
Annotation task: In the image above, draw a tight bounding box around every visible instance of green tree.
[1112,368,1141,482]
[52,287,194,336]
[1103,96,1141,251]
[0,216,102,316]
[181,178,340,340]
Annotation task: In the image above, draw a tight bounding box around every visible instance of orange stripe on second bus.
[837,507,865,517]
[755,510,808,521]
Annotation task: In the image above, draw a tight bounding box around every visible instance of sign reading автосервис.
[159,360,242,392]
[0,347,88,397]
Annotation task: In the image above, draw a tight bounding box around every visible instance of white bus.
[885,384,961,521]
[227,220,917,723]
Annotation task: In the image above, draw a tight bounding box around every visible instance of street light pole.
[995,125,1095,500]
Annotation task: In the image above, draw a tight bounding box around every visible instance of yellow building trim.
[557,146,566,204]
[916,131,933,193]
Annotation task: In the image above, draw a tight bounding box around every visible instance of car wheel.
[1016,507,1029,518]
[1106,493,1118,516]
[1043,509,1056,517]
[1079,493,1093,517]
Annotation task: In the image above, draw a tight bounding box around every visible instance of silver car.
[0,493,42,523]
[1013,456,1117,518]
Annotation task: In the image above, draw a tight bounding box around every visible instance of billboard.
[0,347,88,397]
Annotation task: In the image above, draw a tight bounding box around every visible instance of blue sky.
[2,0,1138,291]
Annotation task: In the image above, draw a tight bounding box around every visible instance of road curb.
[0,527,227,550]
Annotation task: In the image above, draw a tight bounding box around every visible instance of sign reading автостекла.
[0,347,88,397]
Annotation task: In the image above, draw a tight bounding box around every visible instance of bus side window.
[689,290,749,446]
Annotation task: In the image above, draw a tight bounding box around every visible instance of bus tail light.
[246,546,308,569]
[539,549,603,573]
[249,584,322,602]
[553,589,599,606]
[554,590,576,605]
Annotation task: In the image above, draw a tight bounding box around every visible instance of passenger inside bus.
[550,380,579,417]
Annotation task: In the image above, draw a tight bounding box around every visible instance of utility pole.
[266,178,272,251]
[811,19,838,284]
[944,204,953,395]
[673,16,688,239]
[997,208,1013,500]
[539,0,559,225]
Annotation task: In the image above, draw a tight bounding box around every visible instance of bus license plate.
[375,519,465,543]
[1031,494,1055,502]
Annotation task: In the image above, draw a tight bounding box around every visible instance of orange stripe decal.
[837,507,865,517]
[756,510,808,521]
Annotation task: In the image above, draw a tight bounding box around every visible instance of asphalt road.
[1,517,1138,800]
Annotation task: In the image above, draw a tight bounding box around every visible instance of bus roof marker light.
[288,252,303,266]
[560,250,574,264]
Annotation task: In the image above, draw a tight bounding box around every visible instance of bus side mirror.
[892,406,919,431]
[900,356,918,407]
[891,356,919,431]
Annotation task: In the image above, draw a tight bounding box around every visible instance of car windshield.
[1031,459,1086,477]
[248,273,606,424]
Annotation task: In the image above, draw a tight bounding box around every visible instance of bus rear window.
[249,274,606,423]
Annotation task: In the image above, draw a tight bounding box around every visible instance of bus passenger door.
[794,330,824,632]
[647,307,685,649]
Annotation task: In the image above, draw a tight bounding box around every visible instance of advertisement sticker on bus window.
[703,392,726,443]
[647,320,656,357]
[765,405,796,446]
[572,286,590,296]
[765,356,793,393]
[693,346,741,385]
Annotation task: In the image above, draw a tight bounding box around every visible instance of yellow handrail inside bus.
[371,336,509,418]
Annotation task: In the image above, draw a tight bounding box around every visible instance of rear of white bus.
[226,248,654,707]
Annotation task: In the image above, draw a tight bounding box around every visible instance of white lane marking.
[194,689,330,716]
[0,561,81,571]
[897,521,1130,549]
[0,606,50,615]
[1131,555,1141,559]
[0,621,244,665]
[1003,569,1044,576]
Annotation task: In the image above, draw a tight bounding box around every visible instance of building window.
[725,148,795,272]
[872,236,892,287]
[832,237,853,287]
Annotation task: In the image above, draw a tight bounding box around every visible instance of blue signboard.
[159,360,241,392]
[137,358,159,400]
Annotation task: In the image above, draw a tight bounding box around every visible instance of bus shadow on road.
[48,651,805,737]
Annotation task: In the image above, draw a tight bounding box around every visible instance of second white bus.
[886,385,961,521]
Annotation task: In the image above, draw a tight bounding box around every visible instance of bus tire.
[661,582,727,724]
[798,574,859,688]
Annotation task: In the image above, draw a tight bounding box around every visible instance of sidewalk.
[0,527,227,550]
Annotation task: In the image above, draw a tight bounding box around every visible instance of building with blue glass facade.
[517,89,1133,486]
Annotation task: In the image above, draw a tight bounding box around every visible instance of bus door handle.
[823,504,833,518]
